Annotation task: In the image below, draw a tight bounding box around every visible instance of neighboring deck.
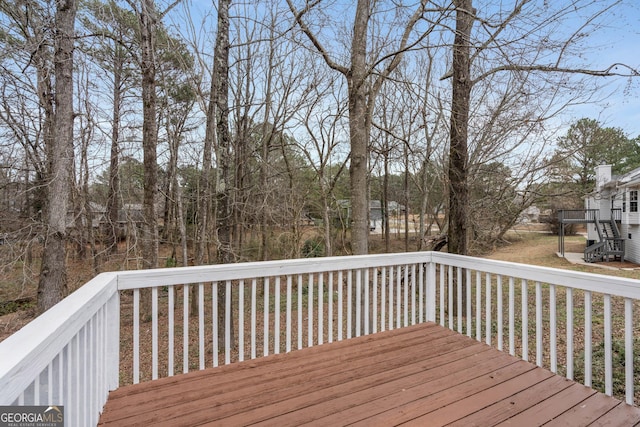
[98,322,640,426]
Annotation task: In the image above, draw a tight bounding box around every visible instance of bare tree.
[158,67,195,266]
[107,44,124,255]
[371,63,440,252]
[370,83,405,252]
[194,0,232,270]
[81,0,139,256]
[136,0,160,271]
[447,0,473,256]
[125,0,182,270]
[295,73,349,257]
[71,67,98,268]
[37,0,78,312]
[410,53,448,248]
[444,0,639,255]
[287,0,435,254]
[212,0,232,264]
[196,0,232,340]
[0,5,48,219]
[0,1,54,289]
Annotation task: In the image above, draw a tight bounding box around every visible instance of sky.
[172,0,640,140]
[560,0,640,137]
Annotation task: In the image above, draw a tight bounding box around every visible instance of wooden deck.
[98,322,640,426]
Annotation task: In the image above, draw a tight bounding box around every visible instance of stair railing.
[584,241,606,262]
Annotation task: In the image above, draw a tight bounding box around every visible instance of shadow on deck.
[98,323,640,426]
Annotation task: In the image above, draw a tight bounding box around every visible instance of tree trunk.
[448,0,474,256]
[288,0,426,256]
[197,50,215,268]
[348,0,370,255]
[139,0,158,271]
[137,0,159,321]
[322,197,332,257]
[448,0,474,321]
[208,0,233,347]
[214,0,232,264]
[404,143,409,252]
[259,44,275,261]
[78,96,92,263]
[383,147,390,253]
[82,137,99,272]
[37,0,77,313]
[176,180,188,267]
[106,44,123,255]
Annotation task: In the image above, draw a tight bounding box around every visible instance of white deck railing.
[1,252,639,426]
[0,272,120,427]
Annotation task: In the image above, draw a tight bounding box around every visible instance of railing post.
[425,257,436,322]
[107,290,120,391]
[558,210,564,255]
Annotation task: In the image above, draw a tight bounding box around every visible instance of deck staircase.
[584,218,625,262]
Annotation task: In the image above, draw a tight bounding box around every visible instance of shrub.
[302,237,324,258]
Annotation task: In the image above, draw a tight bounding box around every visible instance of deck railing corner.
[0,271,120,427]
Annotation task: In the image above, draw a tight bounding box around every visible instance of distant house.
[89,202,107,228]
[559,164,640,263]
[385,201,406,216]
[369,200,382,230]
[519,205,542,223]
[66,201,164,240]
[65,202,106,230]
[335,199,403,231]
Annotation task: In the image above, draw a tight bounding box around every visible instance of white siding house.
[585,165,640,263]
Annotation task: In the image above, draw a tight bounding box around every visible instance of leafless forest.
[1,0,639,311]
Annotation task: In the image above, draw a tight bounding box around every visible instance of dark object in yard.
[425,234,447,251]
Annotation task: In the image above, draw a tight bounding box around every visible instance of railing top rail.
[115,251,640,300]
[115,252,433,290]
[585,241,606,250]
[558,209,599,221]
[0,272,118,404]
[430,252,640,299]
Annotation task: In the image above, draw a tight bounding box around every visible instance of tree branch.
[285,0,349,75]
[473,62,640,84]
[473,1,529,62]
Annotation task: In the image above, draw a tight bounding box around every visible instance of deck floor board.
[98,322,640,426]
